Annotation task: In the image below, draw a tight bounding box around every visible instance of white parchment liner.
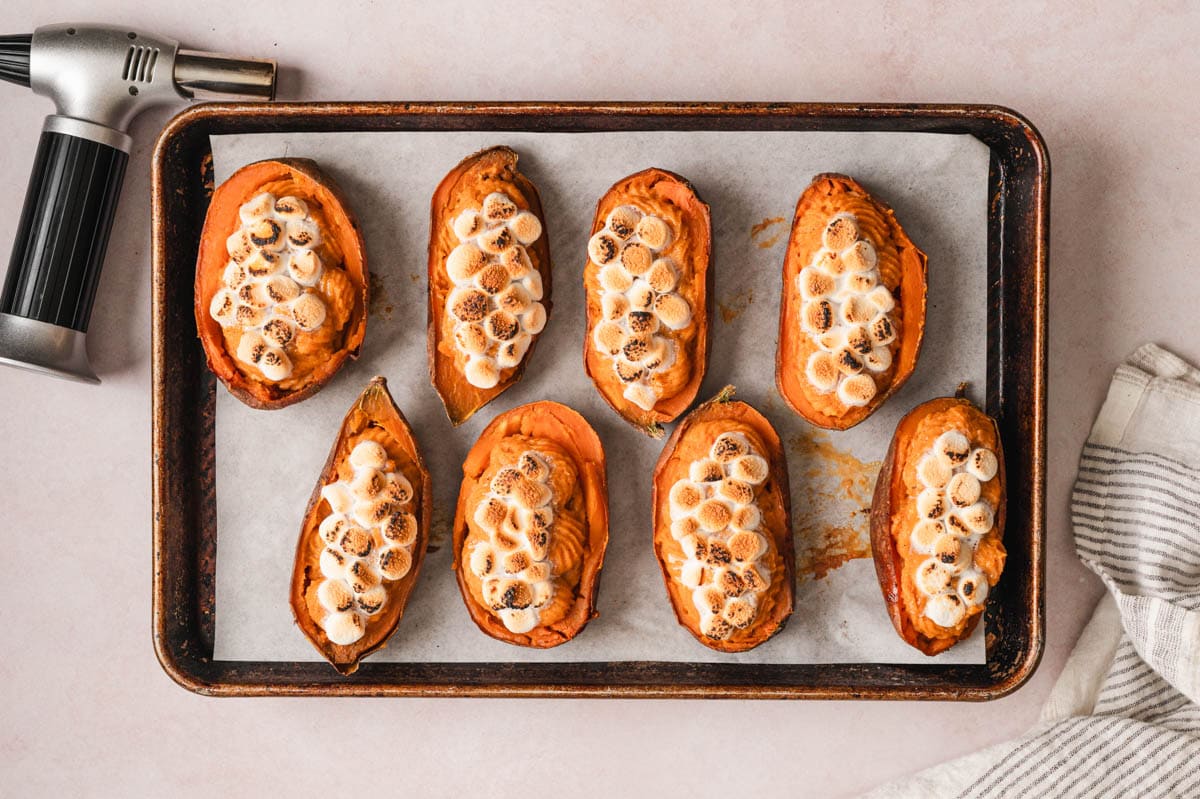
[209,129,990,665]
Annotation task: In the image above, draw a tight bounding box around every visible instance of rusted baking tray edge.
[151,102,1048,699]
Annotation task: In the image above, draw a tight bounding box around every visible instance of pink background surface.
[0,2,1195,796]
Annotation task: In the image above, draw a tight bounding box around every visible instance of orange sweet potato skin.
[869,395,1006,655]
[583,168,712,438]
[651,388,794,653]
[451,401,608,648]
[194,158,367,409]
[427,146,552,426]
[289,377,432,674]
[776,173,926,430]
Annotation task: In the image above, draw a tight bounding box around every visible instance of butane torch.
[0,24,275,382]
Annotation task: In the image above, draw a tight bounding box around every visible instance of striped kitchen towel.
[866,344,1200,798]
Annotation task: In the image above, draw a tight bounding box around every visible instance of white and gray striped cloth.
[867,344,1200,798]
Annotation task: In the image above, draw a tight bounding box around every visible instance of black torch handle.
[1,129,128,332]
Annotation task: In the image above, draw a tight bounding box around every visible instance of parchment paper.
[210,129,991,665]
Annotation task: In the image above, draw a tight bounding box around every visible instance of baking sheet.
[209,129,990,665]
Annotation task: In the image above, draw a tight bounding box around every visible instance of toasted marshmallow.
[799,267,836,300]
[495,283,531,316]
[696,498,733,532]
[846,272,877,294]
[258,348,292,381]
[523,268,543,301]
[453,209,485,241]
[724,598,757,629]
[837,374,877,406]
[384,474,413,505]
[694,586,726,616]
[679,534,707,561]
[317,579,355,613]
[247,217,286,252]
[339,526,373,558]
[508,210,542,245]
[805,351,840,393]
[817,250,845,276]
[285,218,321,249]
[288,249,323,286]
[598,263,633,294]
[454,323,490,356]
[935,430,971,466]
[320,547,348,579]
[236,328,268,364]
[671,516,701,540]
[627,281,656,311]
[728,530,764,562]
[802,299,835,334]
[261,317,295,348]
[869,315,896,346]
[701,614,733,640]
[350,467,385,500]
[842,240,877,272]
[823,214,859,250]
[500,245,531,279]
[478,225,513,256]
[643,337,675,372]
[602,292,631,322]
[615,359,644,385]
[239,192,275,224]
[967,448,999,482]
[730,454,768,485]
[517,451,550,481]
[499,607,537,634]
[711,433,750,463]
[485,310,520,342]
[841,295,874,326]
[530,578,553,607]
[621,333,653,364]
[866,285,896,313]
[238,282,270,310]
[690,458,724,483]
[504,551,531,574]
[512,477,553,511]
[669,480,704,516]
[321,482,355,515]
[290,293,327,330]
[322,610,365,645]
[210,289,237,325]
[917,454,953,489]
[490,467,523,497]
[718,479,755,507]
[353,497,396,530]
[244,249,283,280]
[863,346,893,373]
[593,320,625,355]
[654,293,692,330]
[957,571,989,607]
[606,205,642,239]
[958,502,994,534]
[646,258,678,294]
[917,488,947,520]
[497,333,531,368]
[521,302,546,336]
[947,472,982,508]
[273,195,308,220]
[464,356,500,389]
[730,504,761,532]
[620,242,653,276]
[223,260,248,290]
[816,329,845,353]
[932,533,964,569]
[845,325,873,356]
[227,229,255,264]
[356,585,388,615]
[475,264,511,296]
[635,215,672,250]
[446,242,486,282]
[469,543,496,577]
[680,560,704,588]
[911,519,944,553]
[348,441,388,472]
[482,193,518,223]
[924,592,966,628]
[347,560,380,594]
[589,231,620,265]
[319,516,348,545]
[378,546,413,581]
[382,511,417,545]
[624,382,659,411]
[741,565,768,592]
[915,558,954,595]
[263,274,300,304]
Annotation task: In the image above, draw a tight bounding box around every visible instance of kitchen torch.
[0,24,275,382]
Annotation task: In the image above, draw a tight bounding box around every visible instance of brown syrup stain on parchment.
[750,216,786,249]
[425,504,453,554]
[718,288,753,323]
[790,430,880,581]
[368,271,395,320]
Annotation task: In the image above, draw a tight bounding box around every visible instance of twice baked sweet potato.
[452,401,608,647]
[651,386,794,652]
[870,391,1006,655]
[776,173,926,429]
[584,168,712,438]
[196,158,368,409]
[428,146,552,425]
[290,377,431,674]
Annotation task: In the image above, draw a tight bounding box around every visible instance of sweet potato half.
[289,377,431,674]
[651,387,794,652]
[583,168,712,438]
[870,391,1006,655]
[776,173,926,429]
[452,401,608,648]
[427,146,552,425]
[195,158,367,409]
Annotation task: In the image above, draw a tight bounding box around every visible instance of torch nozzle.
[173,49,275,101]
